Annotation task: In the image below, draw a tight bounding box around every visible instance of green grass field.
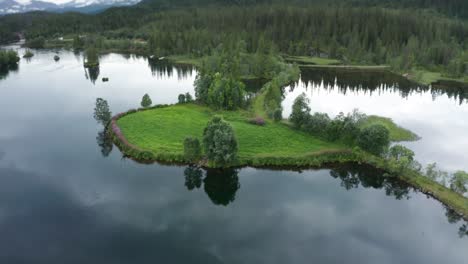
[361,115,419,142]
[117,104,346,159]
[284,55,341,65]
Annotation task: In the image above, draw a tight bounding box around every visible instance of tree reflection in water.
[93,98,113,157]
[85,66,100,84]
[182,163,467,237]
[183,166,240,206]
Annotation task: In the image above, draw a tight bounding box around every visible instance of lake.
[282,67,468,172]
[0,47,467,263]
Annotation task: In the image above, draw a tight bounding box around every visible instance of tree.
[183,136,201,162]
[202,116,238,167]
[357,124,390,155]
[178,93,186,104]
[450,171,468,195]
[185,92,193,102]
[141,94,152,108]
[387,145,418,172]
[273,108,282,122]
[289,93,310,129]
[93,98,112,126]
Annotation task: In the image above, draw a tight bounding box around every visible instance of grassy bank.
[110,104,468,219]
[405,69,468,86]
[361,115,419,142]
[115,104,348,163]
[364,154,468,220]
[284,55,341,65]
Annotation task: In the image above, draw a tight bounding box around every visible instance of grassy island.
[113,103,353,166]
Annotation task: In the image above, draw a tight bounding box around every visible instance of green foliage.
[93,98,112,126]
[273,108,282,122]
[84,47,99,67]
[303,112,331,137]
[141,94,152,108]
[289,93,311,129]
[386,145,420,172]
[360,115,419,142]
[202,116,238,167]
[23,50,34,58]
[357,124,390,155]
[185,92,193,102]
[0,50,19,69]
[178,94,186,104]
[183,136,202,162]
[25,37,45,49]
[72,35,85,50]
[450,171,468,195]
[206,73,246,110]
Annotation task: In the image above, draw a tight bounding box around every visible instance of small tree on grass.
[357,124,390,156]
[184,137,201,162]
[141,94,152,108]
[203,116,238,167]
[289,93,310,129]
[178,94,186,104]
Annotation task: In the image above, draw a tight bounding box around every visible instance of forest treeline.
[0,0,467,76]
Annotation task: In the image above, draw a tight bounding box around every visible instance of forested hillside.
[0,0,467,77]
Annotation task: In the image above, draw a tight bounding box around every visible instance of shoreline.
[109,105,468,221]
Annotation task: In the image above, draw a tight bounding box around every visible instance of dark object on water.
[54,55,60,61]
[102,77,109,82]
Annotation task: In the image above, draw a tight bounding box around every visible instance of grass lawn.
[284,55,341,65]
[408,69,468,85]
[360,115,419,142]
[116,104,346,159]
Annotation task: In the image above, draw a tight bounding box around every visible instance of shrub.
[303,112,331,136]
[183,136,202,162]
[203,116,238,167]
[273,108,282,122]
[178,93,186,104]
[141,94,152,108]
[249,117,266,126]
[357,124,390,156]
[25,37,45,49]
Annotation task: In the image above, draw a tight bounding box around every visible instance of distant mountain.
[0,0,141,15]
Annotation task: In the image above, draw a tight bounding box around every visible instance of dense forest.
[0,0,467,77]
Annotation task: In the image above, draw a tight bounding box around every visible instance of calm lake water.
[0,47,467,263]
[282,67,468,172]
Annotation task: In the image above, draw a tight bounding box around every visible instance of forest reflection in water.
[294,67,468,105]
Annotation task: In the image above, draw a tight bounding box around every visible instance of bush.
[203,116,238,167]
[273,108,282,122]
[141,94,152,108]
[248,116,266,126]
[178,93,186,104]
[183,137,201,162]
[25,37,45,49]
[357,124,390,155]
[303,112,331,136]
